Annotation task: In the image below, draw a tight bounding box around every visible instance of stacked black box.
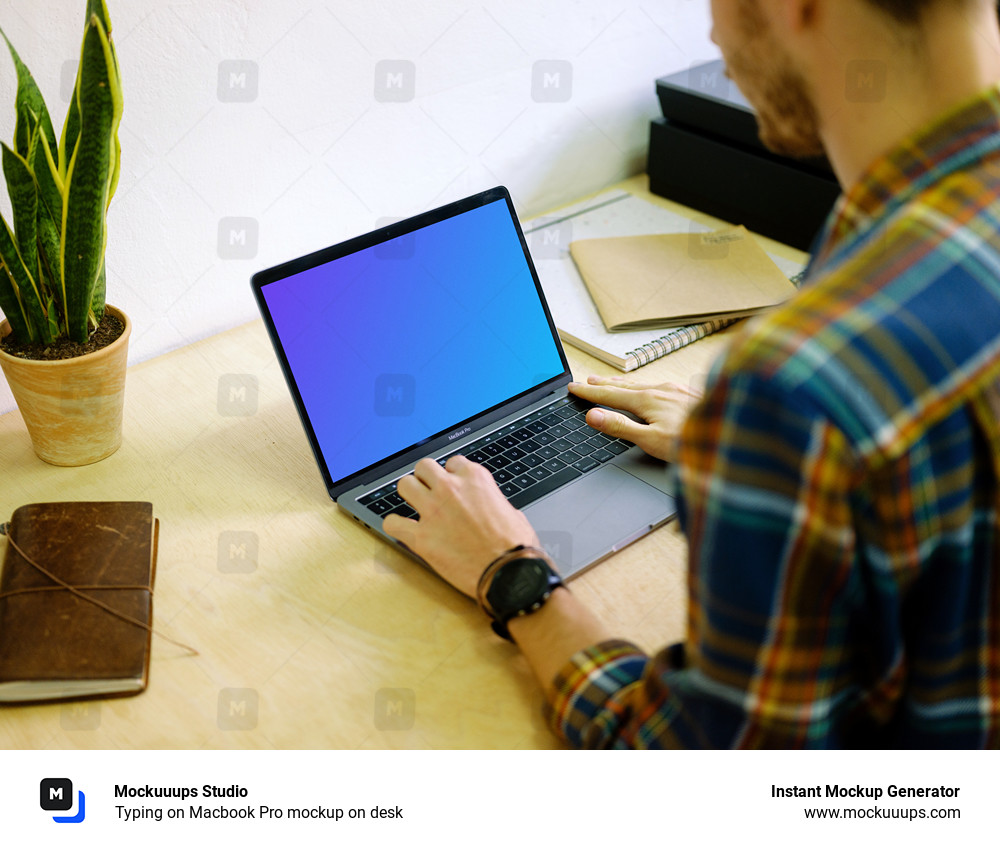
[648,60,840,251]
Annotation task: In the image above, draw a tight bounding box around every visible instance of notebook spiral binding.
[625,319,738,370]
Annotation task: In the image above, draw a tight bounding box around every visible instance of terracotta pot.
[0,305,131,466]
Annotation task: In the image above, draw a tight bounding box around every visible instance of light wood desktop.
[0,176,807,749]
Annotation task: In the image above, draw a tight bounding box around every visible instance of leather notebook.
[0,501,158,703]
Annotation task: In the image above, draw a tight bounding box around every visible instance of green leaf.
[61,2,121,182]
[14,102,37,163]
[44,292,59,339]
[29,127,66,331]
[107,126,121,205]
[31,128,64,228]
[59,81,81,178]
[90,260,106,325]
[0,263,31,342]
[1,142,40,292]
[0,27,58,160]
[61,15,117,344]
[36,200,64,335]
[0,213,48,344]
[86,0,113,34]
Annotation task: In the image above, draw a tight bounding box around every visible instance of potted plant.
[0,0,125,466]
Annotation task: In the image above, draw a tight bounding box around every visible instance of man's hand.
[569,375,703,463]
[382,456,540,598]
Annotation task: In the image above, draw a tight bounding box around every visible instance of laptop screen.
[257,193,567,491]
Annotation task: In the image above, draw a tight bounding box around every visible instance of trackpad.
[522,464,676,579]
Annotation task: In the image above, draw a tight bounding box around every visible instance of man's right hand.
[569,375,703,463]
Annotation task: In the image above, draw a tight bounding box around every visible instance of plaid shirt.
[547,86,1000,748]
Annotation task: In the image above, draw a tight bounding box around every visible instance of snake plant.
[0,0,122,346]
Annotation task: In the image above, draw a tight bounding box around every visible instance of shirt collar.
[807,83,1000,274]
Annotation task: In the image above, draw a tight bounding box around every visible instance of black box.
[649,61,840,251]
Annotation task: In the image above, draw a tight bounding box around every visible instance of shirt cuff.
[545,638,651,748]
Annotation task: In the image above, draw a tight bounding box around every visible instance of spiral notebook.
[526,191,806,371]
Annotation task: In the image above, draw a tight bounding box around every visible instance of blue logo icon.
[40,778,86,823]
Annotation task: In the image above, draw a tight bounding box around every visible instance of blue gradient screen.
[261,198,566,487]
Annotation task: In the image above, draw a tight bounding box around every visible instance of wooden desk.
[0,176,806,749]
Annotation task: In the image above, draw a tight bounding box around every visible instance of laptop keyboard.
[357,396,632,519]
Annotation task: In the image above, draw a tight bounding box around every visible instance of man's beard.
[726,0,826,159]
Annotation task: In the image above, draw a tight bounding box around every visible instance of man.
[383,0,1000,747]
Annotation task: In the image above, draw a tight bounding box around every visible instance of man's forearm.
[505,587,615,700]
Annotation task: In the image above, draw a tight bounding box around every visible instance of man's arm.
[381,456,615,696]
[386,355,870,748]
[381,378,698,739]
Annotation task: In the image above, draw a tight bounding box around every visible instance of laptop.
[251,187,677,579]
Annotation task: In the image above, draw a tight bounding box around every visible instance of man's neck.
[812,2,1000,189]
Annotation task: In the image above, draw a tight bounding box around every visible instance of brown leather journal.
[0,501,158,703]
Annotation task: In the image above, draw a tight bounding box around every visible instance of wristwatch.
[477,546,564,641]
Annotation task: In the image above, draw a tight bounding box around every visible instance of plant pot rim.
[0,304,131,368]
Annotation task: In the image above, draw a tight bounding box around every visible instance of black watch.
[478,546,564,641]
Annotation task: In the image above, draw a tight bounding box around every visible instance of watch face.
[488,559,549,612]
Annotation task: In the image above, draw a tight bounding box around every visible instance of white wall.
[0,0,717,415]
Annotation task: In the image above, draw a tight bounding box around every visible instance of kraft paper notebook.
[569,226,798,332]
[0,501,158,703]
[526,191,806,371]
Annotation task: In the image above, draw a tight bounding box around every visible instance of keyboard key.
[362,487,390,504]
[607,441,630,455]
[590,448,615,463]
[500,482,522,497]
[508,461,530,476]
[528,467,553,481]
[522,453,544,468]
[507,466,584,509]
[520,438,542,453]
[483,443,505,457]
[534,432,555,445]
[550,438,573,453]
[548,425,569,438]
[504,446,527,461]
[513,428,534,441]
[572,457,600,473]
[494,469,514,483]
[543,458,567,473]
